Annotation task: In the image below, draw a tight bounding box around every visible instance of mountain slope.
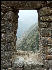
[16,24,39,52]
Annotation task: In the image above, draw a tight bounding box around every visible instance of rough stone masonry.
[1,1,52,70]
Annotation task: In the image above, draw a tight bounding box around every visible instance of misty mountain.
[16,24,39,52]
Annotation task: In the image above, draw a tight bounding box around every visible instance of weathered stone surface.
[1,60,11,69]
[1,28,6,33]
[40,37,52,46]
[1,4,13,13]
[39,22,52,28]
[48,60,52,67]
[46,55,52,60]
[8,68,12,70]
[1,1,46,10]
[40,28,51,37]
[1,6,18,69]
[40,16,52,22]
[39,7,52,16]
[47,48,52,55]
[1,34,6,42]
[1,1,52,10]
[12,56,24,68]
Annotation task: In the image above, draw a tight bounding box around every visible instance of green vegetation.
[16,24,39,52]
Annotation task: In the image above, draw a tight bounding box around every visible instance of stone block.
[1,12,4,17]
[3,11,14,21]
[1,19,5,25]
[1,23,5,26]
[1,29,6,33]
[1,50,5,57]
[1,33,6,42]
[47,47,52,55]
[39,7,52,16]
[48,60,52,67]
[12,67,23,70]
[8,68,12,70]
[5,22,13,30]
[44,60,50,68]
[5,43,15,51]
[40,37,52,46]
[39,22,52,28]
[1,52,11,60]
[5,35,15,42]
[40,16,52,22]
[40,28,51,37]
[1,60,11,69]
[46,55,52,60]
[1,44,6,51]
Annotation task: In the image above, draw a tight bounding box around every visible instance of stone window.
[16,10,39,52]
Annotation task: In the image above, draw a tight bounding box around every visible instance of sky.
[16,10,38,38]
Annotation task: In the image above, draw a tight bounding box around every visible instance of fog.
[16,10,38,38]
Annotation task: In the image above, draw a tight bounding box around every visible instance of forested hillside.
[16,24,39,52]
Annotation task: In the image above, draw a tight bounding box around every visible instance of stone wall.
[39,6,52,69]
[1,4,19,70]
[1,1,52,70]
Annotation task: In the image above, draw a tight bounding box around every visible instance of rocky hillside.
[16,24,39,52]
